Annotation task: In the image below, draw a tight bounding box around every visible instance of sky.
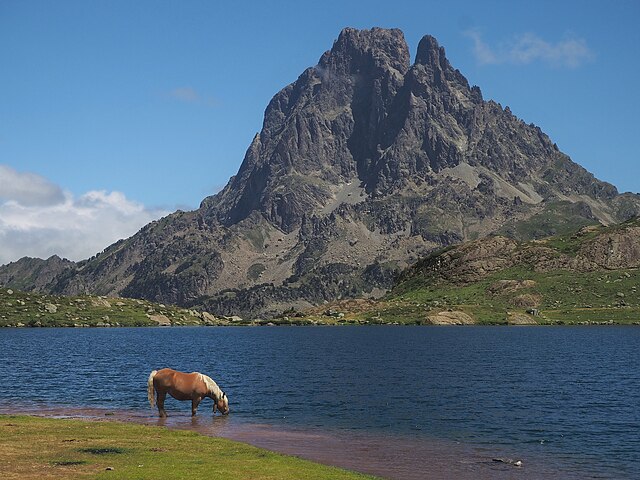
[1,0,639,265]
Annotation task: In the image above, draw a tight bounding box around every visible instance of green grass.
[301,262,639,326]
[0,288,235,328]
[0,415,376,480]
[386,266,640,325]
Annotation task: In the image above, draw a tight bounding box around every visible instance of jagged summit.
[204,26,624,235]
[415,34,442,65]
[319,27,410,75]
[3,28,639,317]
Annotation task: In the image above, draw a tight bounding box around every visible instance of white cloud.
[0,168,170,265]
[0,165,65,206]
[465,30,594,68]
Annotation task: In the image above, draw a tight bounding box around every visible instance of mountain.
[2,27,639,317]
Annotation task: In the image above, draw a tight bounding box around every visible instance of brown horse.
[147,368,229,417]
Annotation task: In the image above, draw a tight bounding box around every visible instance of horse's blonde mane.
[199,373,223,400]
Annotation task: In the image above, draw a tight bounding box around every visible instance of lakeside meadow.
[0,415,374,480]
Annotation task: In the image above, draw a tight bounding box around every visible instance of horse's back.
[153,369,206,396]
[153,368,176,384]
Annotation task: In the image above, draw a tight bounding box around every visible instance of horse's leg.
[157,390,168,418]
[191,396,202,416]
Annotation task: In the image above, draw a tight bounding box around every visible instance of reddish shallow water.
[0,405,567,479]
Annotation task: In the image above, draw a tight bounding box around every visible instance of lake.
[1,326,639,479]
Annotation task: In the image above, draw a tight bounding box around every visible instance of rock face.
[2,28,639,317]
[400,219,640,286]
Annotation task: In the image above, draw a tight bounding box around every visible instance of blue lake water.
[1,326,639,479]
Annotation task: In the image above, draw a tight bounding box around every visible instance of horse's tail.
[147,370,158,408]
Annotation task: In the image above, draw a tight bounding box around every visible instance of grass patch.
[80,447,128,455]
[0,415,376,479]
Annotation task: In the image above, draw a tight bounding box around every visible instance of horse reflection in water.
[148,368,229,417]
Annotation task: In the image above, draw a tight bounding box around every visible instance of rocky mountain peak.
[319,27,410,76]
[200,27,632,235]
[411,34,471,92]
[4,27,639,319]
[414,34,442,66]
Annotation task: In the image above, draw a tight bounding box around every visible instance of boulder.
[147,314,171,326]
[201,312,218,325]
[425,310,475,325]
[45,303,58,313]
[507,312,537,325]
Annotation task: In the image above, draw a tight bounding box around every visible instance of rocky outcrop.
[401,219,640,286]
[426,310,475,325]
[506,312,537,325]
[2,28,639,317]
[147,313,171,326]
[575,223,640,270]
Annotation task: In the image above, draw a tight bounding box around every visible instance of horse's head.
[214,391,229,415]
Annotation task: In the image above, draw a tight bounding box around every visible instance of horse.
[147,368,229,417]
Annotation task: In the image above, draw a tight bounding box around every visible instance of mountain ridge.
[2,27,639,317]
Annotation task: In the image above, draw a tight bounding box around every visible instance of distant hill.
[2,27,639,318]
[304,218,640,325]
[0,255,75,291]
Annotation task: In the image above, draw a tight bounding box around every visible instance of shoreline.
[0,405,577,480]
[0,413,373,480]
[3,287,640,328]
[2,320,639,328]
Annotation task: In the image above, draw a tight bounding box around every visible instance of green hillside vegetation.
[389,267,640,325]
[0,288,240,328]
[0,286,333,328]
[0,415,374,479]
[496,200,600,240]
[304,219,640,325]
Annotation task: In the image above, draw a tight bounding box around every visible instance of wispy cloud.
[0,166,170,265]
[168,86,217,107]
[465,30,594,68]
[0,165,65,206]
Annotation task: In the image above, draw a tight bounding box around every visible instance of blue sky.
[0,0,639,263]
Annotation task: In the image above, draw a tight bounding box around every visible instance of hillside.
[304,218,640,325]
[2,219,639,327]
[0,288,238,328]
[2,27,639,318]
